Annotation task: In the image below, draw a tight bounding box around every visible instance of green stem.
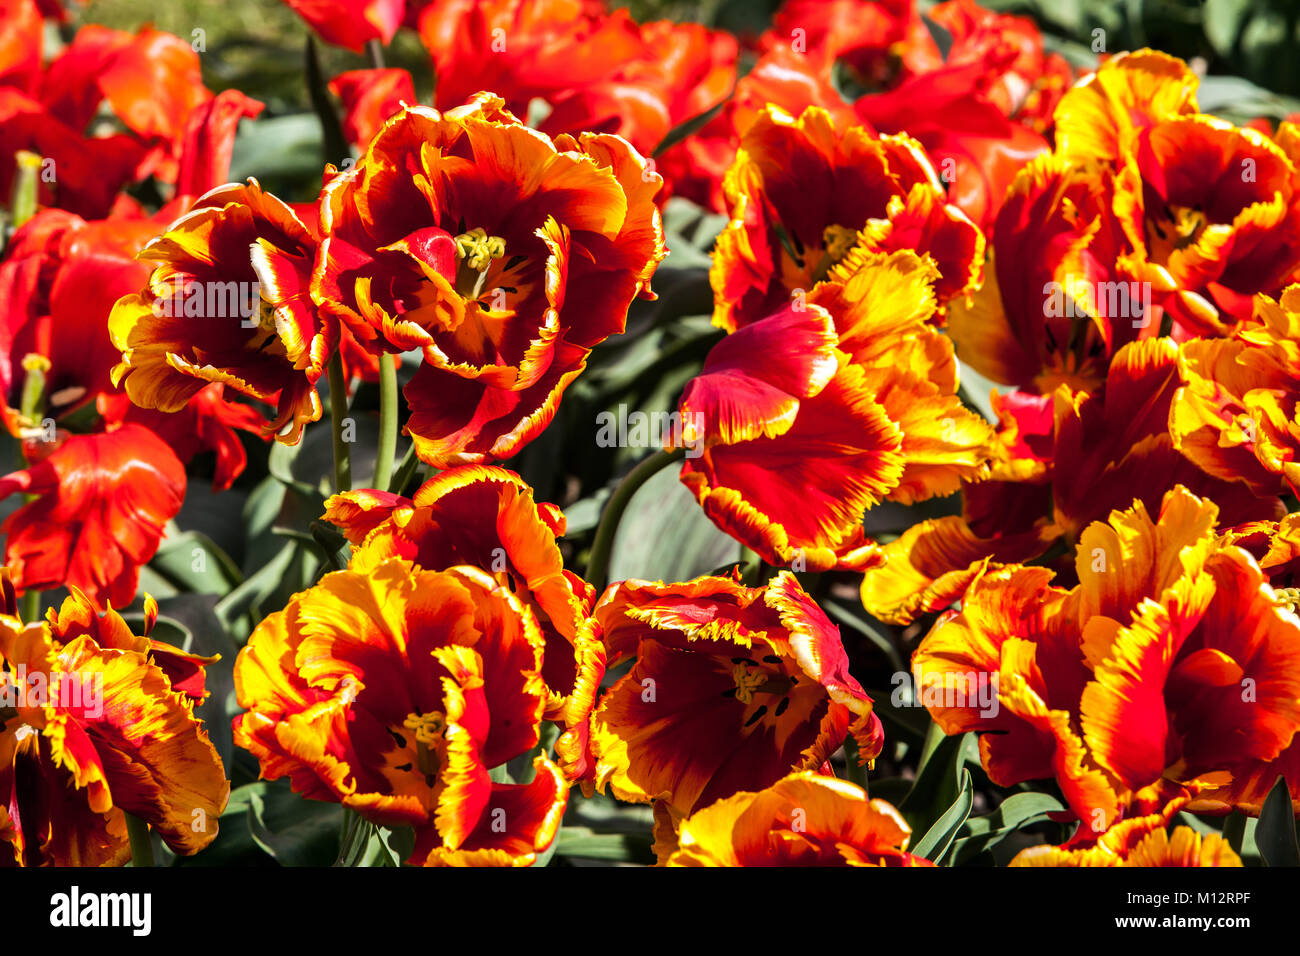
[328,352,352,494]
[10,151,40,228]
[841,735,869,792]
[585,448,684,594]
[126,814,154,867]
[18,590,38,624]
[372,357,398,491]
[16,356,46,622]
[365,39,386,70]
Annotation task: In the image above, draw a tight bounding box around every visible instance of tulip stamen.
[731,662,766,704]
[1147,204,1208,264]
[810,224,858,284]
[1275,587,1300,614]
[731,662,795,705]
[403,711,446,779]
[454,228,507,299]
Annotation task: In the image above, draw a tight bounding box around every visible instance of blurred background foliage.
[83,0,1300,102]
[74,0,1300,203]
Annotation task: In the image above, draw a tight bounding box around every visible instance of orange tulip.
[588,572,882,816]
[233,558,567,865]
[1,590,227,866]
[658,772,933,867]
[311,96,665,465]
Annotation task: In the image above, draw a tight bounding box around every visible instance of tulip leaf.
[227,113,325,183]
[384,826,416,865]
[1203,0,1253,56]
[247,788,345,867]
[899,727,977,839]
[662,198,729,268]
[551,826,655,863]
[335,809,397,867]
[149,531,244,595]
[304,34,348,169]
[308,520,351,573]
[1256,776,1300,867]
[653,94,731,158]
[214,540,305,642]
[606,463,743,585]
[947,792,1064,865]
[912,769,974,864]
[268,427,332,500]
[187,780,343,867]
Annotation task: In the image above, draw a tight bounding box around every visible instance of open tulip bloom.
[3,0,1300,902]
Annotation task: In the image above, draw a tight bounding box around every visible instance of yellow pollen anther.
[822,224,858,264]
[732,663,767,706]
[256,298,278,333]
[1276,587,1300,613]
[454,228,507,272]
[403,711,446,746]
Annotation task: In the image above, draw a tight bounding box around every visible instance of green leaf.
[228,113,325,182]
[912,768,974,864]
[1256,775,1299,867]
[948,792,1064,865]
[309,520,351,572]
[334,809,397,867]
[188,780,342,867]
[384,826,416,864]
[661,198,729,269]
[304,34,348,169]
[149,531,244,595]
[551,826,655,863]
[1203,0,1252,56]
[606,463,742,584]
[899,727,977,838]
[561,488,612,535]
[1197,75,1300,123]
[214,540,302,642]
[956,360,1007,424]
[268,429,330,500]
[653,95,731,158]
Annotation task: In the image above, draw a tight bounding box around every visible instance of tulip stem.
[365,39,386,70]
[841,735,869,791]
[372,358,398,491]
[126,814,154,867]
[18,589,38,623]
[585,448,685,594]
[328,353,352,493]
